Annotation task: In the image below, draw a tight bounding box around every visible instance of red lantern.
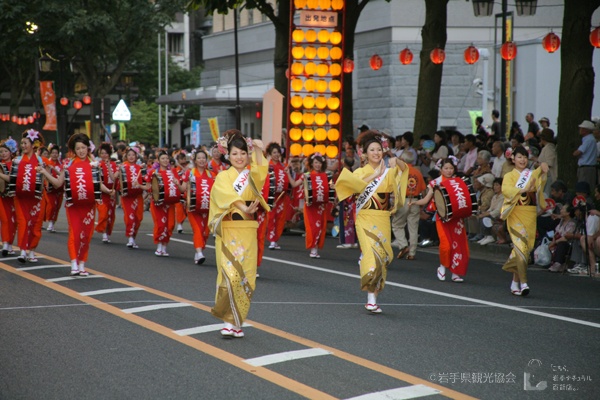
[343,58,354,73]
[399,48,413,65]
[369,54,383,71]
[501,41,517,61]
[33,112,40,119]
[60,97,69,106]
[11,115,17,123]
[17,117,23,125]
[464,46,479,64]
[430,47,445,64]
[82,95,92,105]
[542,32,560,53]
[590,27,600,48]
[27,116,34,124]
[73,100,83,110]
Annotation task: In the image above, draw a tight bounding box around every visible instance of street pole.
[500,0,508,138]
[234,6,241,130]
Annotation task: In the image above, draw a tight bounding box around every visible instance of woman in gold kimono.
[208,130,269,338]
[335,130,408,313]
[501,145,548,297]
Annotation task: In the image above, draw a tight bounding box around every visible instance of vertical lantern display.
[287,1,345,159]
[399,48,413,65]
[369,54,383,70]
[542,32,560,53]
[430,47,445,64]
[500,41,517,61]
[463,45,479,64]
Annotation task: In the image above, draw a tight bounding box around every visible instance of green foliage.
[126,100,159,145]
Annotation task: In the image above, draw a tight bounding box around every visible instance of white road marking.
[244,348,331,367]
[47,275,104,282]
[174,322,253,336]
[19,264,71,271]
[344,385,441,400]
[121,302,192,314]
[79,287,144,296]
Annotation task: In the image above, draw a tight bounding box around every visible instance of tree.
[413,0,448,140]
[557,0,600,187]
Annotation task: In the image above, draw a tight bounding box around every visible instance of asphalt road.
[1,207,599,400]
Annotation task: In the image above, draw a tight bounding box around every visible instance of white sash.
[232,168,250,196]
[356,168,389,212]
[515,168,532,190]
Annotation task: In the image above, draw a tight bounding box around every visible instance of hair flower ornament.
[26,129,40,142]
[89,140,96,154]
[4,137,17,154]
[216,136,229,155]
[245,137,254,152]
[313,152,323,158]
[449,155,458,166]
[380,137,389,151]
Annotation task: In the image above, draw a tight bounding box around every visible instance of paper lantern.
[11,115,17,123]
[73,100,83,110]
[317,46,329,59]
[292,46,305,59]
[305,29,317,43]
[315,128,327,141]
[315,95,327,109]
[329,80,341,93]
[343,58,354,73]
[27,116,34,123]
[329,63,342,76]
[430,48,445,64]
[305,46,317,59]
[303,95,315,109]
[305,61,317,76]
[318,0,331,9]
[316,63,329,77]
[317,30,330,43]
[330,31,342,45]
[303,112,315,125]
[289,128,302,141]
[327,96,340,110]
[542,32,560,53]
[291,62,304,75]
[326,145,339,158]
[500,41,517,60]
[328,112,340,125]
[290,111,303,125]
[370,54,383,70]
[330,47,342,60]
[464,46,479,64]
[302,128,315,141]
[590,27,600,48]
[290,143,302,156]
[314,144,327,155]
[331,0,344,10]
[305,79,316,92]
[291,95,303,109]
[399,48,413,65]
[294,0,307,8]
[292,29,305,43]
[291,78,303,92]
[316,79,328,93]
[82,95,92,105]
[302,144,314,156]
[60,97,69,106]
[307,0,318,9]
[315,112,327,126]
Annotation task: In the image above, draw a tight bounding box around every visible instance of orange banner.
[208,117,220,141]
[40,81,57,131]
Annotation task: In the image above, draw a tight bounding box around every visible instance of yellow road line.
[1,253,478,400]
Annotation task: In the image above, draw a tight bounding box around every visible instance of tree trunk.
[274,0,290,112]
[557,0,600,188]
[413,0,448,141]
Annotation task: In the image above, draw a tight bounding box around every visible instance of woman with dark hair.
[548,205,576,272]
[500,145,548,296]
[0,141,17,256]
[38,133,115,275]
[146,150,182,257]
[209,129,269,338]
[180,149,214,264]
[119,147,147,249]
[95,142,118,243]
[302,152,333,259]
[424,130,453,170]
[335,130,408,313]
[42,145,63,233]
[208,146,230,173]
[410,156,471,283]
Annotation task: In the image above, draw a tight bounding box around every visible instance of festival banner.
[85,121,91,137]
[39,81,57,131]
[191,119,200,146]
[208,117,220,141]
[119,122,127,140]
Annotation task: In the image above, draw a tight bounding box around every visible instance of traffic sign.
[112,99,131,122]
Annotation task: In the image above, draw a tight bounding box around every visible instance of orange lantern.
[329,63,342,76]
[82,95,92,105]
[303,95,315,109]
[60,97,69,106]
[289,128,302,141]
[325,145,339,158]
[314,144,327,155]
[27,116,34,123]
[291,95,303,109]
[290,111,303,125]
[290,143,302,156]
[291,78,303,92]
[304,46,317,59]
[328,112,340,125]
[294,0,307,8]
[370,54,383,70]
[463,45,479,64]
[329,47,342,60]
[317,29,330,43]
[292,46,305,59]
[302,128,315,141]
[343,58,354,73]
[542,32,560,53]
[327,96,340,110]
[291,62,304,75]
[331,0,344,11]
[317,46,329,59]
[73,100,83,110]
[318,0,331,9]
[590,27,600,48]
[430,48,445,64]
[305,29,317,43]
[307,0,318,9]
[399,48,413,65]
[500,41,517,60]
[330,31,342,45]
[315,112,327,126]
[315,128,327,141]
[305,79,316,92]
[302,143,314,156]
[292,29,305,43]
[316,63,329,77]
[329,80,341,93]
[303,112,315,125]
[316,79,328,93]
[315,96,327,109]
[305,61,317,76]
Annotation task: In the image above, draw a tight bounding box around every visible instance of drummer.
[95,143,119,243]
[42,145,64,233]
[145,150,182,257]
[0,140,17,256]
[119,147,147,249]
[409,156,470,282]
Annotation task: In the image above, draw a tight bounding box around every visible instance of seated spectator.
[548,205,577,272]
[490,141,506,178]
[471,149,492,177]
[575,184,600,275]
[477,177,506,245]
[468,173,494,242]
[536,179,572,243]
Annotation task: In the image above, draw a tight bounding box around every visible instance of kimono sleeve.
[210,170,243,213]
[335,168,368,201]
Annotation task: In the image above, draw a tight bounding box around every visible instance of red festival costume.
[174,166,188,225]
[120,162,145,239]
[42,159,64,223]
[266,161,290,244]
[303,171,331,250]
[95,159,118,236]
[183,168,214,249]
[256,173,270,266]
[148,169,180,244]
[0,160,16,245]
[13,155,44,251]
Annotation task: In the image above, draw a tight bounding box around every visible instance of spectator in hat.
[536,128,557,193]
[539,117,550,130]
[573,120,598,193]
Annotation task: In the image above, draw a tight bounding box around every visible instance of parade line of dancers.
[0,129,548,338]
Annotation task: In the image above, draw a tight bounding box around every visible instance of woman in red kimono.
[146,151,182,256]
[173,151,190,233]
[42,146,64,233]
[95,143,118,243]
[302,153,333,259]
[119,147,146,249]
[181,149,214,264]
[38,133,115,275]
[208,146,229,174]
[0,140,17,256]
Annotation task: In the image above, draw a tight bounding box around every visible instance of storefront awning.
[155,82,274,107]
